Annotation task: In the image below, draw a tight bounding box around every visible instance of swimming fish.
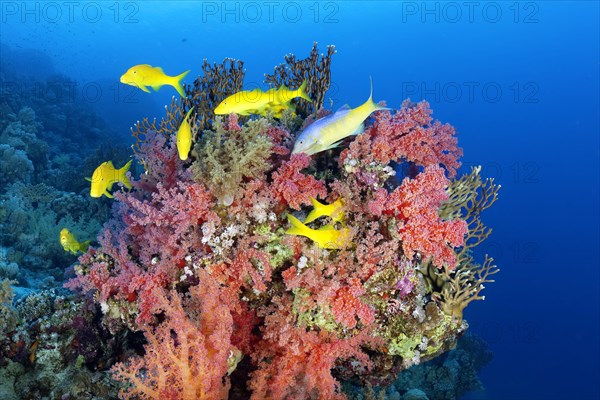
[292,79,389,155]
[86,160,133,198]
[120,64,190,97]
[304,197,345,224]
[60,228,90,255]
[286,214,351,250]
[176,107,194,160]
[214,88,273,115]
[214,81,311,117]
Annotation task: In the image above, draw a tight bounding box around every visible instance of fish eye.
[133,71,137,74]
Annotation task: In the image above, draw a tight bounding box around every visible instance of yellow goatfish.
[304,197,345,224]
[292,79,389,155]
[214,88,277,116]
[120,64,190,97]
[60,228,90,255]
[176,107,194,160]
[214,80,311,117]
[286,214,351,250]
[87,160,133,198]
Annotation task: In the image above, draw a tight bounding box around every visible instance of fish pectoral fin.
[351,123,365,136]
[323,140,344,151]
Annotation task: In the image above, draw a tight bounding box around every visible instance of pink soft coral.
[344,100,462,177]
[270,153,327,210]
[111,269,234,400]
[385,165,467,269]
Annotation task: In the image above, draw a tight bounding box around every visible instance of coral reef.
[343,334,493,400]
[0,48,119,289]
[63,48,500,400]
[0,286,122,399]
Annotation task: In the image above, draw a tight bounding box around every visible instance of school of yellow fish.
[64,64,386,252]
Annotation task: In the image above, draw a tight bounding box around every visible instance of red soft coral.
[385,165,467,269]
[331,278,375,329]
[111,270,234,400]
[270,153,327,210]
[249,295,377,400]
[348,100,462,177]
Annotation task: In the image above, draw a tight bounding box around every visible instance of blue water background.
[2,1,598,399]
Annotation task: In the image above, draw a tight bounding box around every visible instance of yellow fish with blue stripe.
[286,214,351,250]
[304,197,345,224]
[87,160,133,198]
[120,64,190,97]
[176,107,195,160]
[292,79,389,155]
[60,228,90,255]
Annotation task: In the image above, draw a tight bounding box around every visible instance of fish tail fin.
[297,80,312,102]
[367,76,391,113]
[119,160,133,189]
[173,70,190,97]
[184,106,195,121]
[304,197,325,224]
[80,240,91,252]
[286,214,310,237]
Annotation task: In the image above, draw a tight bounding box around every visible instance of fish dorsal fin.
[335,104,351,114]
[85,177,92,182]
[155,66,164,73]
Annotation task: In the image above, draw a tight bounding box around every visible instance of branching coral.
[435,255,499,321]
[265,42,336,116]
[184,58,245,131]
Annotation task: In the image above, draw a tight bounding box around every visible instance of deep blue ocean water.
[2,1,598,399]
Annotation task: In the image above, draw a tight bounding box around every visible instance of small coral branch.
[437,255,500,321]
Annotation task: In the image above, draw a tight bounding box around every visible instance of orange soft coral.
[111,269,234,400]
